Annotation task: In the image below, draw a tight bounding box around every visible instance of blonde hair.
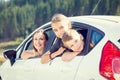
[51,13,72,28]
[62,29,80,48]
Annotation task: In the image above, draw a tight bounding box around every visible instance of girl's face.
[52,21,70,38]
[33,32,46,52]
[65,36,84,52]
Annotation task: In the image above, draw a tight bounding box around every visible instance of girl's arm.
[62,51,80,61]
[41,47,65,64]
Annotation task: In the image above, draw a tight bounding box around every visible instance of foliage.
[0,0,120,41]
[0,37,23,65]
[0,37,23,51]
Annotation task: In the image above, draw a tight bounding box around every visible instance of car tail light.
[99,41,120,80]
[112,57,120,74]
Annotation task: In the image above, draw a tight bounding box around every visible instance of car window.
[19,28,55,59]
[72,24,88,55]
[76,29,88,55]
[42,29,56,54]
[25,38,32,50]
[91,30,103,45]
[89,30,104,51]
[25,29,55,51]
[71,22,105,55]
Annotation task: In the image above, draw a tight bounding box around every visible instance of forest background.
[0,0,120,63]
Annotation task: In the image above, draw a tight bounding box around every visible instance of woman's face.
[64,36,84,52]
[52,21,70,38]
[33,32,46,52]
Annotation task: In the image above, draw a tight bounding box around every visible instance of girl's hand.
[58,47,66,55]
[62,51,79,61]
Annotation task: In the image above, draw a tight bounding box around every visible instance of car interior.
[73,27,88,55]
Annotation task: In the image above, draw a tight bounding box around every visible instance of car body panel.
[0,15,120,80]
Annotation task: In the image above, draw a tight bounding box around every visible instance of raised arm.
[41,47,65,64]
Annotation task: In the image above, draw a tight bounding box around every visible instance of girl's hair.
[32,29,49,52]
[62,29,80,48]
[51,13,72,28]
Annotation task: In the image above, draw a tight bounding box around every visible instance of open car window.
[71,22,104,56]
[19,28,56,59]
[72,27,88,55]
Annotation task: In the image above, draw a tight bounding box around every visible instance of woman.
[21,29,48,60]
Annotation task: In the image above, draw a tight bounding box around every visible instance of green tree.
[0,0,120,41]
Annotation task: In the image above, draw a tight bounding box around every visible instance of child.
[61,29,84,61]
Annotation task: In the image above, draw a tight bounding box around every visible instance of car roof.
[69,15,120,30]
[69,15,120,38]
[37,15,120,32]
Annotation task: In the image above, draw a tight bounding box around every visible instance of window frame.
[71,21,105,55]
[20,28,56,58]
[16,25,56,59]
[16,21,105,59]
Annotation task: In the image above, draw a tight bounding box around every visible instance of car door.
[49,56,85,80]
[48,23,89,80]
[0,27,61,80]
[48,22,105,80]
[10,58,59,80]
[74,26,105,80]
[13,28,60,80]
[1,58,59,80]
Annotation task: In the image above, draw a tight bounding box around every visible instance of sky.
[0,0,10,2]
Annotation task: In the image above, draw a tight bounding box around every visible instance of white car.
[0,15,120,80]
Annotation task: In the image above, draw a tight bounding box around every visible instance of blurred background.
[0,0,120,64]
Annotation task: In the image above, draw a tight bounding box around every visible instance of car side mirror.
[3,49,17,66]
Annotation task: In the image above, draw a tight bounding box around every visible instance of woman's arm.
[21,50,34,60]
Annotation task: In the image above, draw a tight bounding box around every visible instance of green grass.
[0,37,24,65]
